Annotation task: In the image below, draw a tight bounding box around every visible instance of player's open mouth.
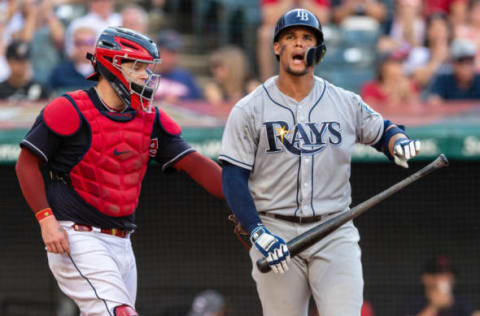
[292,53,305,65]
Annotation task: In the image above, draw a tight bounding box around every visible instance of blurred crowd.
[0,0,480,112]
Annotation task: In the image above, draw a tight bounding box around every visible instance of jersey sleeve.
[219,106,256,170]
[353,94,384,146]
[150,114,195,172]
[20,110,63,162]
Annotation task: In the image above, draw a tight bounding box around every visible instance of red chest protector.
[66,90,155,217]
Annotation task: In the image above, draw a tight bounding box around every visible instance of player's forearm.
[174,151,224,199]
[47,14,65,49]
[222,163,262,234]
[15,148,50,213]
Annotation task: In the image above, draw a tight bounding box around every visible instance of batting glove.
[250,225,291,274]
[393,138,421,168]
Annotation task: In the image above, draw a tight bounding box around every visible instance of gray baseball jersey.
[219,76,384,217]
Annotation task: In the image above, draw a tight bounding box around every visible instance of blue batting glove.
[250,225,291,274]
[393,138,421,168]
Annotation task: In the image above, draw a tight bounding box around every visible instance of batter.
[220,8,420,316]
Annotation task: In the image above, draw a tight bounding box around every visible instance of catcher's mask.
[87,26,161,113]
[273,8,327,66]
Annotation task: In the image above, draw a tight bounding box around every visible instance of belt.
[72,224,129,238]
[258,211,338,224]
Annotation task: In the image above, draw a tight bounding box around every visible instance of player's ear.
[273,42,281,59]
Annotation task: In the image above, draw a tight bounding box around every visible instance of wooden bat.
[257,154,449,273]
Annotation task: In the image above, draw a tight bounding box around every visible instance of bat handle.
[257,258,270,273]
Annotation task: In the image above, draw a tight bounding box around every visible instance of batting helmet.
[273,8,326,66]
[87,26,161,113]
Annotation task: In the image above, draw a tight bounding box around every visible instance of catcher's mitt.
[228,215,251,250]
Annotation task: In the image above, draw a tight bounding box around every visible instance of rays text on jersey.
[264,121,342,155]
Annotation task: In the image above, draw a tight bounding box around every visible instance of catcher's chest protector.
[67,90,155,217]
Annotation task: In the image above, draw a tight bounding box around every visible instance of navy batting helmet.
[273,8,326,66]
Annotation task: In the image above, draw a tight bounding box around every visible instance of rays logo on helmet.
[264,121,342,156]
[296,9,310,21]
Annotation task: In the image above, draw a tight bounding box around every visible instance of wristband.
[250,225,267,243]
[35,208,53,222]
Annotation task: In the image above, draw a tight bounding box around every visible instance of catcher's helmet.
[87,27,161,112]
[273,8,326,65]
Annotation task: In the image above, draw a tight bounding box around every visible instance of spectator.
[257,0,331,81]
[423,0,468,26]
[204,46,260,107]
[403,255,476,316]
[31,0,66,86]
[121,4,148,35]
[0,0,19,46]
[378,0,425,56]
[49,26,96,95]
[428,39,480,103]
[0,0,38,82]
[361,51,419,110]
[0,0,15,82]
[65,0,121,57]
[454,0,480,71]
[404,12,451,89]
[332,0,387,25]
[153,30,203,102]
[4,0,37,43]
[188,290,228,316]
[147,0,168,33]
[0,40,48,100]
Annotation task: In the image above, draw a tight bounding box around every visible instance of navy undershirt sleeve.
[222,162,262,234]
[151,110,194,171]
[20,111,62,162]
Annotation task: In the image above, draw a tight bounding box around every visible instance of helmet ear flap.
[86,52,95,63]
[86,52,101,81]
[305,43,327,67]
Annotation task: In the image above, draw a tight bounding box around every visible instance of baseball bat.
[257,154,449,273]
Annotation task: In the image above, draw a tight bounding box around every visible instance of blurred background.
[0,0,480,315]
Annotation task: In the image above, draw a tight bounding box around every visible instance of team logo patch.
[264,121,342,156]
[149,138,158,157]
[296,9,309,21]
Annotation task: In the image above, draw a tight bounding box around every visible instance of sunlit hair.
[68,26,96,58]
[209,46,251,100]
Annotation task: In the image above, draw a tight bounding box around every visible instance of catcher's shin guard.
[114,305,139,316]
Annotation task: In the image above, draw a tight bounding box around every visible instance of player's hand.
[39,216,70,254]
[250,225,290,274]
[393,138,421,168]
